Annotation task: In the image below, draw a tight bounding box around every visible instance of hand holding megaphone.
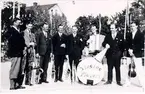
[128,49,134,56]
[105,44,110,49]
[60,43,66,48]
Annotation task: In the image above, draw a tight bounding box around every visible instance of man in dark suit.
[124,22,144,90]
[36,23,52,84]
[5,18,26,90]
[52,24,68,82]
[67,26,84,82]
[102,23,124,86]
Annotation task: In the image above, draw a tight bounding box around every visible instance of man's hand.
[80,38,83,41]
[66,55,69,60]
[23,47,27,55]
[128,49,134,56]
[50,53,53,58]
[36,53,40,58]
[105,44,110,49]
[29,42,35,46]
[60,43,66,48]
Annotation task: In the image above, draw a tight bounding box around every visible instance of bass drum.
[76,57,104,85]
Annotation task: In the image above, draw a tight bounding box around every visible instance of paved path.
[0,60,145,93]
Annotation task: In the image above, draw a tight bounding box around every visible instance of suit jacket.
[5,26,25,57]
[68,34,84,58]
[126,30,144,57]
[36,31,52,55]
[102,32,124,58]
[52,33,68,55]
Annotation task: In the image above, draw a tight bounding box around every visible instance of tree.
[75,15,110,39]
[25,3,69,36]
[1,1,27,42]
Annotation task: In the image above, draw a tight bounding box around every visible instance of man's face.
[91,26,97,34]
[58,26,64,33]
[43,24,49,31]
[72,26,78,34]
[140,24,145,33]
[110,24,117,34]
[26,24,33,30]
[130,23,137,33]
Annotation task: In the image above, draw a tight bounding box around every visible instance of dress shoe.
[16,86,26,89]
[25,82,33,86]
[59,79,63,82]
[29,84,33,86]
[42,81,49,83]
[104,81,112,85]
[117,82,123,86]
[54,79,58,82]
[10,87,17,90]
[25,83,29,85]
[38,81,42,84]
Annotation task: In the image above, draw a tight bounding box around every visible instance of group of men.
[5,18,84,90]
[102,23,144,91]
[5,18,145,91]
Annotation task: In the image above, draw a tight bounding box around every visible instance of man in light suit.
[36,23,52,84]
[23,22,36,86]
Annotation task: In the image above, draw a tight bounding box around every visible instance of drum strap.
[94,57,102,63]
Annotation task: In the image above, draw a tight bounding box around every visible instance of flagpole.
[99,14,101,34]
[97,13,101,51]
[13,1,15,19]
[17,2,20,18]
[50,10,53,36]
[123,0,129,57]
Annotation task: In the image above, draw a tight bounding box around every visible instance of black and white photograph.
[0,0,145,93]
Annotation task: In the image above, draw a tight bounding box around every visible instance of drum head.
[77,57,104,85]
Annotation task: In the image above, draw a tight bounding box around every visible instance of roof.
[26,3,57,10]
[39,3,57,10]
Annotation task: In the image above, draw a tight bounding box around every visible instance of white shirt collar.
[13,26,19,32]
[93,32,97,35]
[132,30,137,39]
[112,32,117,39]
[43,30,47,34]
[26,29,30,33]
[43,31,47,37]
[112,32,117,35]
[73,33,77,37]
[58,32,62,36]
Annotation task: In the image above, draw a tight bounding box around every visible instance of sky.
[1,0,135,25]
